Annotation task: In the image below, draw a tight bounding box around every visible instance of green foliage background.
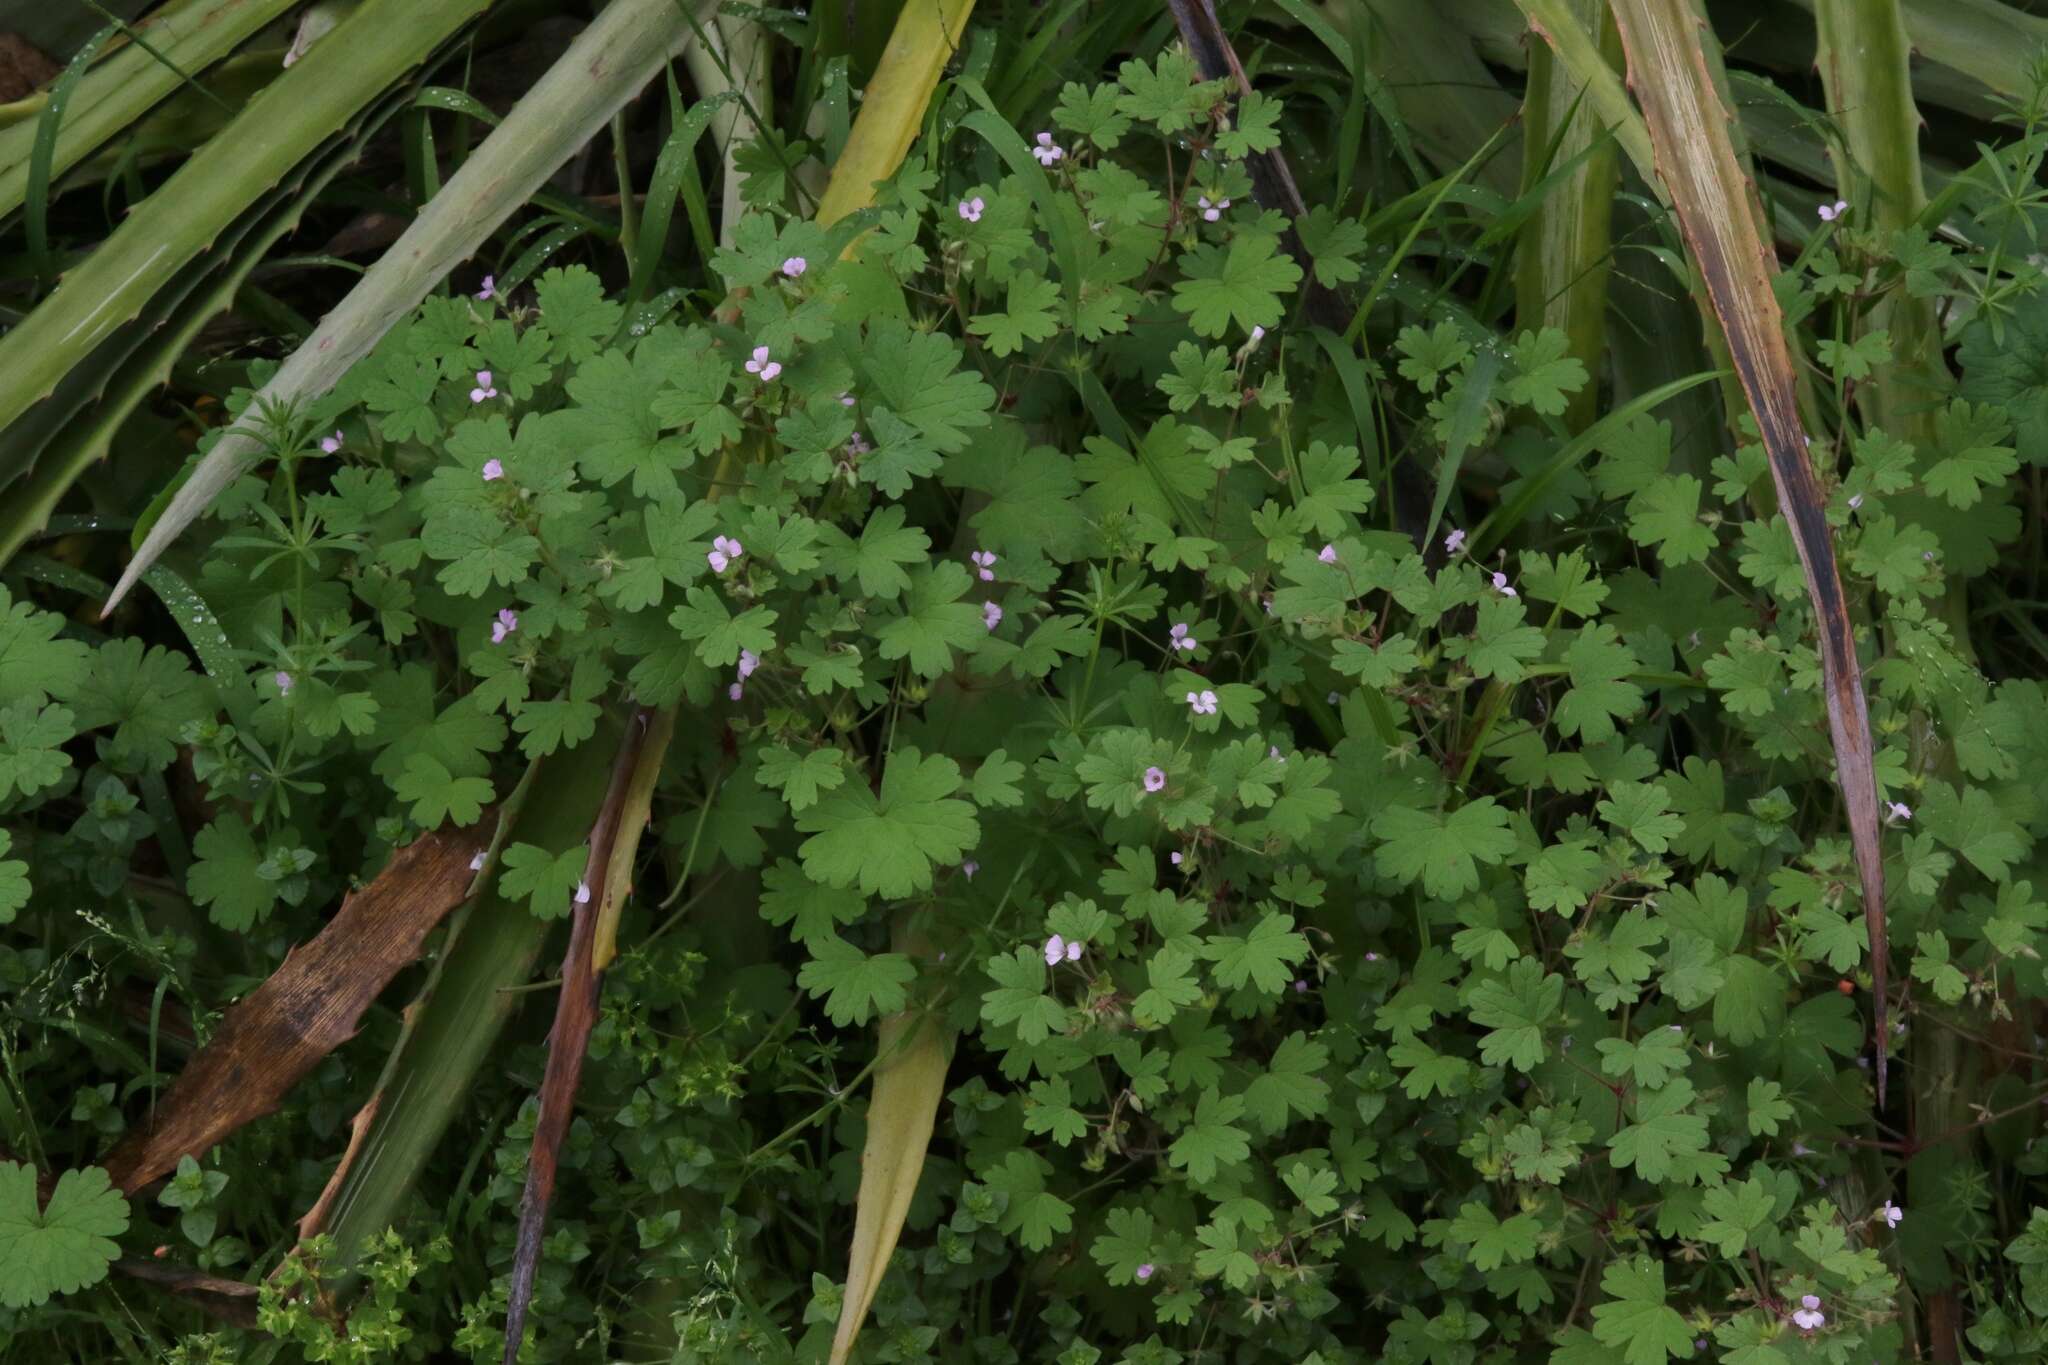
[3,5,2048,1364]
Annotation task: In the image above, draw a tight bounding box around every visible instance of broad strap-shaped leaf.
[830,932,951,1365]
[1609,0,1891,1099]
[104,0,713,612]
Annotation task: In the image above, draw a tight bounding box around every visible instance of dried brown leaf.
[103,823,489,1193]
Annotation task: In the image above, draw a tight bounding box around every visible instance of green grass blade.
[103,0,713,614]
[24,24,117,286]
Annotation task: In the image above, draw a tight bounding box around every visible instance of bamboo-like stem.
[1815,0,1937,444]
[1515,0,1621,434]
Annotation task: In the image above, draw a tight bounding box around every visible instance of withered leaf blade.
[502,708,660,1364]
[103,823,489,1194]
[1608,0,1890,1099]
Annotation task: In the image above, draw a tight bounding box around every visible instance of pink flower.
[708,535,743,574]
[1791,1295,1825,1331]
[838,391,856,408]
[1168,622,1196,653]
[1268,745,1285,763]
[744,345,782,382]
[1250,325,1265,343]
[1491,571,1517,598]
[1143,765,1166,793]
[1293,979,1308,993]
[1197,195,1230,222]
[476,274,495,301]
[1169,851,1182,866]
[1031,132,1064,166]
[971,550,998,581]
[490,608,519,644]
[574,881,591,905]
[1887,801,1912,822]
[962,860,979,880]
[319,430,343,455]
[1443,527,1466,555]
[1317,544,1338,564]
[738,649,761,680]
[469,851,486,872]
[1187,689,1218,716]
[782,256,807,278]
[274,670,294,695]
[1880,1200,1903,1228]
[1135,1263,1155,1283]
[728,682,744,701]
[1818,200,1848,222]
[958,196,985,223]
[846,431,872,456]
[1044,933,1082,965]
[983,600,1003,632]
[469,370,497,403]
[481,458,505,482]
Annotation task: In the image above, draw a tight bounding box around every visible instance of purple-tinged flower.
[729,682,745,701]
[971,550,998,581]
[1365,952,1378,962]
[1491,571,1517,598]
[1169,622,1197,653]
[1187,689,1218,716]
[274,670,294,695]
[962,860,979,881]
[1444,527,1466,555]
[469,850,486,872]
[1887,801,1912,822]
[1044,933,1082,966]
[1293,979,1308,993]
[476,274,495,301]
[738,649,761,680]
[319,430,344,455]
[1135,1263,1155,1283]
[1170,851,1183,866]
[490,608,519,644]
[1818,200,1848,222]
[1317,543,1338,564]
[983,600,1003,632]
[469,370,498,403]
[958,196,985,223]
[846,431,872,457]
[1197,195,1230,222]
[1848,493,1864,510]
[782,257,807,278]
[1880,1200,1903,1228]
[575,881,591,905]
[708,535,744,574]
[1792,1295,1825,1331]
[838,391,856,408]
[1143,766,1167,793]
[1268,745,1285,763]
[744,345,782,383]
[1250,325,1265,343]
[1031,132,1064,166]
[481,458,505,482]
